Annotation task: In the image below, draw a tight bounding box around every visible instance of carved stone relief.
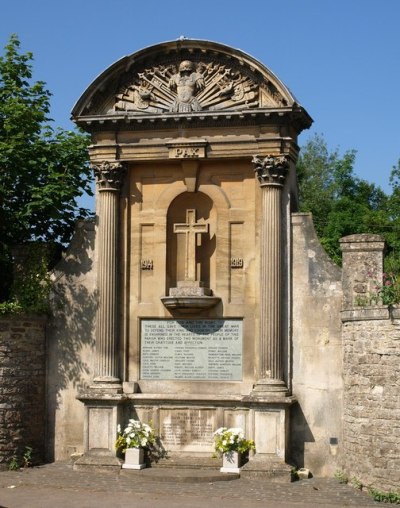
[93,161,126,191]
[114,59,269,114]
[252,154,289,187]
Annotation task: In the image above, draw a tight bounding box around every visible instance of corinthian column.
[93,161,126,384]
[252,154,289,394]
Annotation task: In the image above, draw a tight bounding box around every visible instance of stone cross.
[173,209,208,282]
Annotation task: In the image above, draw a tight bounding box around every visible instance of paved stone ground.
[0,462,380,508]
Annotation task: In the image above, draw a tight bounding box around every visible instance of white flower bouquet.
[213,427,255,456]
[115,419,156,454]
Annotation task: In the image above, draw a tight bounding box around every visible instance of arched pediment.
[72,39,304,121]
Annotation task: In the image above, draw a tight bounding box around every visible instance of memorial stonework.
[37,38,398,488]
[68,38,312,472]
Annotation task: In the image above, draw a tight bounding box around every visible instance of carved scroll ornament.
[252,154,289,187]
[114,60,262,114]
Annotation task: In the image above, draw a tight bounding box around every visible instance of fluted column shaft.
[93,161,126,384]
[260,185,282,379]
[253,154,289,393]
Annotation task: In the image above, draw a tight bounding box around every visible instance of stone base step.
[120,467,239,483]
[240,456,293,482]
[148,454,221,470]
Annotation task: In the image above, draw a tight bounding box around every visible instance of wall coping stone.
[339,234,385,252]
[341,306,390,322]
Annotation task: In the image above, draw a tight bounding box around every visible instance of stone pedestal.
[74,390,126,472]
[339,234,385,309]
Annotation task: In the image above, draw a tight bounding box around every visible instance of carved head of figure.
[179,60,194,75]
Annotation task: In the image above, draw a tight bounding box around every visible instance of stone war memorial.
[2,39,398,491]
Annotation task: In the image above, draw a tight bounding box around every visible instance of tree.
[0,35,93,303]
[385,159,400,272]
[297,134,392,265]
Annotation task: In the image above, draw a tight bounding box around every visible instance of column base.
[90,382,123,395]
[252,378,289,396]
[93,374,121,384]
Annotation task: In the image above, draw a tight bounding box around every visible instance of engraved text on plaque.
[140,319,242,380]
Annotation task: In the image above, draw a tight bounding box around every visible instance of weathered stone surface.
[340,234,385,309]
[0,316,46,468]
[342,316,400,491]
[291,213,343,477]
[340,234,400,492]
[46,220,96,461]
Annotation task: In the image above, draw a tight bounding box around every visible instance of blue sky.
[1,0,399,199]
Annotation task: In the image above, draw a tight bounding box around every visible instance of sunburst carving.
[114,59,265,114]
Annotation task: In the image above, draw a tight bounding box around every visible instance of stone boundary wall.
[342,308,400,491]
[0,316,46,469]
[340,234,400,492]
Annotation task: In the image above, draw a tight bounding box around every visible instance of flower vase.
[122,447,146,470]
[220,451,241,473]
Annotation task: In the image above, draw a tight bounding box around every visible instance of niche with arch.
[166,191,216,293]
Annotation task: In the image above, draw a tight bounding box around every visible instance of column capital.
[93,160,127,191]
[252,154,289,187]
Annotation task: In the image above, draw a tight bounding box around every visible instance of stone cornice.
[74,106,313,133]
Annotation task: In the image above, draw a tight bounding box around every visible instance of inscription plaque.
[159,408,216,452]
[140,319,242,380]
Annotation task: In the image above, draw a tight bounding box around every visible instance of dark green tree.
[385,159,400,272]
[297,134,392,265]
[0,34,93,304]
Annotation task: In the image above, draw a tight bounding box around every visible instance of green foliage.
[0,34,93,303]
[22,446,33,468]
[8,456,20,471]
[378,272,400,305]
[297,134,396,266]
[368,488,400,504]
[8,446,35,470]
[0,301,23,316]
[10,243,54,314]
[290,466,299,481]
[355,272,400,307]
[350,476,363,490]
[334,469,349,484]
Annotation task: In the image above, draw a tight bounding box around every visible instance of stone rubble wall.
[340,234,400,492]
[341,308,400,492]
[0,316,46,469]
